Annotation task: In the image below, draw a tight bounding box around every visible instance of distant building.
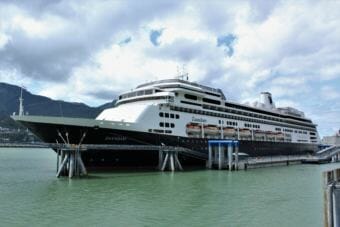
[322,130,340,145]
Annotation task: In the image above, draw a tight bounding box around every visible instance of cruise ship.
[12,77,320,167]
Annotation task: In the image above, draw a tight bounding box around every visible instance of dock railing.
[323,168,340,227]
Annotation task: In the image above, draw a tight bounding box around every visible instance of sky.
[0,0,339,137]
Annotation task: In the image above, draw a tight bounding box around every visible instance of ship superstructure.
[97,78,319,144]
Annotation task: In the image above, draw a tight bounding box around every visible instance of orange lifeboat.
[276,132,284,140]
[239,128,251,137]
[254,130,265,138]
[186,123,202,134]
[223,127,236,136]
[204,125,220,135]
[266,131,276,139]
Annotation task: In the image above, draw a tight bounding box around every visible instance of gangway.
[303,145,340,164]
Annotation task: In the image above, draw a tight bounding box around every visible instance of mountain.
[0,82,115,128]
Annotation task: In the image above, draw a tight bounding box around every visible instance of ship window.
[159,112,164,117]
[165,123,170,127]
[145,89,153,95]
[202,98,221,105]
[153,129,164,133]
[170,123,175,128]
[176,114,180,119]
[165,113,169,118]
[165,130,172,134]
[170,114,174,118]
[159,122,164,127]
[184,94,198,100]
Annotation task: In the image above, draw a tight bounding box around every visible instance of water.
[0,148,339,226]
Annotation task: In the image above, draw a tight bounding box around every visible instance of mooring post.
[170,152,175,172]
[69,150,75,178]
[161,152,169,171]
[158,149,164,170]
[56,150,69,178]
[56,148,60,174]
[234,142,239,171]
[174,151,183,171]
[77,153,87,175]
[213,146,218,165]
[208,144,212,169]
[218,143,223,170]
[60,149,65,175]
[228,142,233,171]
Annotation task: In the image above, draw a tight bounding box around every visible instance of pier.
[3,140,340,179]
[207,140,240,170]
[52,143,208,178]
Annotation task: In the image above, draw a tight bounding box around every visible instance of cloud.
[0,0,182,82]
[320,86,340,100]
[0,0,340,136]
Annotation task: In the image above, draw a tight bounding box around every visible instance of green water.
[0,148,339,226]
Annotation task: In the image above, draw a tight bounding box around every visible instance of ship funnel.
[260,92,275,109]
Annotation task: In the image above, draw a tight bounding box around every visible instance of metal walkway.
[303,145,340,164]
